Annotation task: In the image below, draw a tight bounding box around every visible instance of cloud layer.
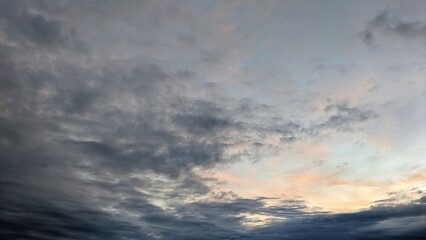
[1,1,425,239]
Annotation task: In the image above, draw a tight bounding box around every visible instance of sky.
[0,0,426,239]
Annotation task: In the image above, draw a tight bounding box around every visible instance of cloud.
[361,11,426,47]
[0,2,269,239]
[319,103,377,130]
[1,1,424,239]
[275,103,377,143]
[250,201,426,240]
[0,187,150,239]
[4,185,423,239]
[0,1,86,51]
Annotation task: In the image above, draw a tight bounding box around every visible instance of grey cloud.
[1,1,423,239]
[276,103,377,143]
[55,89,100,114]
[362,11,426,47]
[0,47,20,91]
[362,30,376,47]
[319,103,377,130]
[0,2,260,238]
[276,122,302,143]
[173,114,233,135]
[0,182,151,240]
[249,199,426,240]
[2,176,425,240]
[0,1,85,51]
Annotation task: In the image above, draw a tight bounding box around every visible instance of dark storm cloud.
[249,200,426,240]
[2,173,425,240]
[0,1,263,239]
[0,4,216,240]
[362,11,426,47]
[0,186,150,240]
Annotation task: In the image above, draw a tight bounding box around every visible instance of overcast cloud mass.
[1,0,426,239]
